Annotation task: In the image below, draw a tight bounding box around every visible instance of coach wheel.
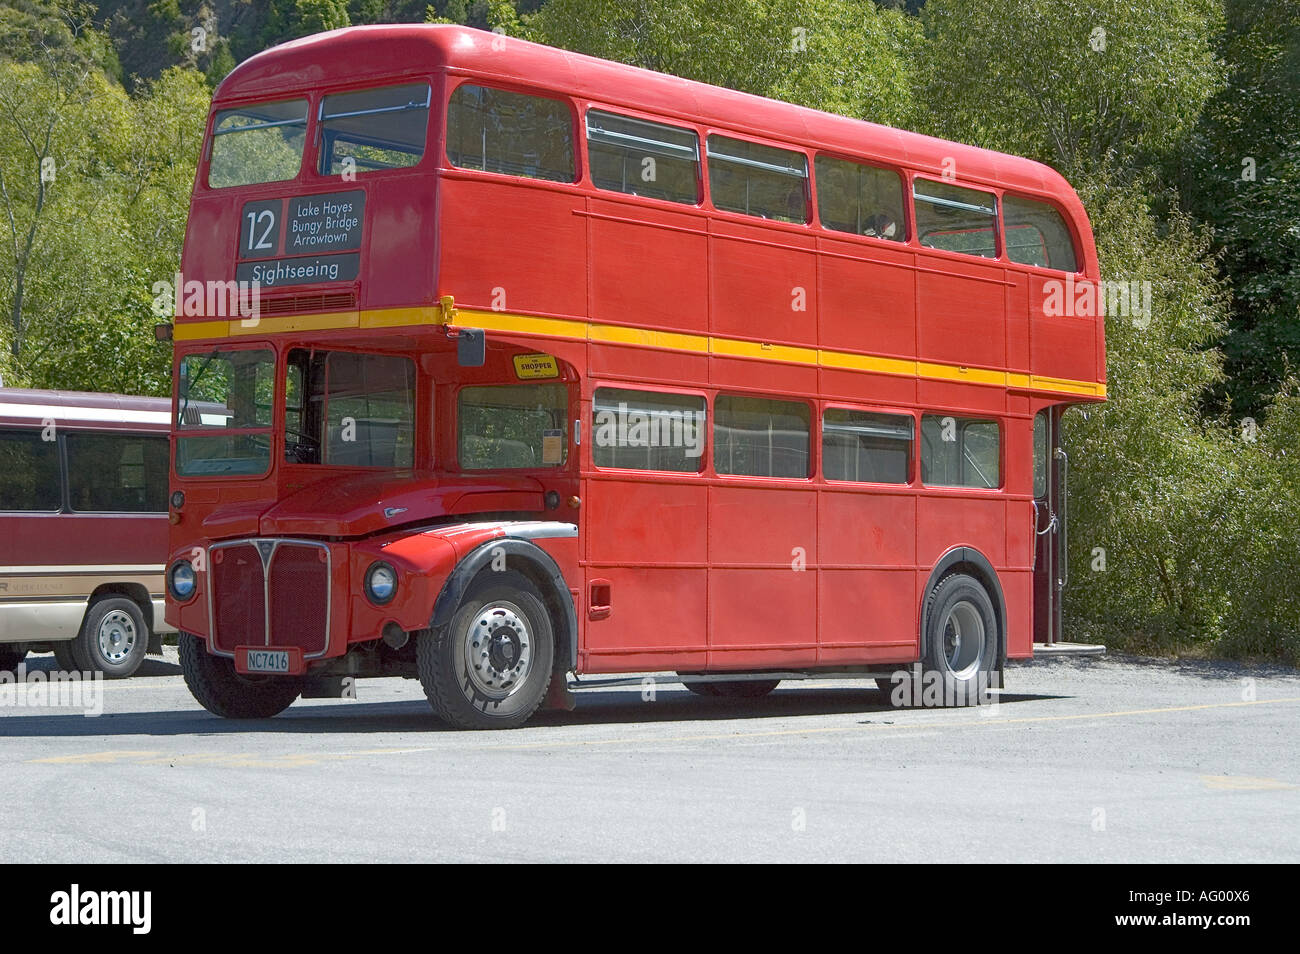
[418,570,555,730]
[0,644,27,673]
[52,640,79,672]
[73,597,149,678]
[678,675,780,698]
[178,632,302,719]
[919,572,999,706]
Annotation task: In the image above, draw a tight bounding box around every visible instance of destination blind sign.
[236,189,365,287]
[284,190,364,254]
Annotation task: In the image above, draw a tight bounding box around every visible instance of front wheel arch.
[431,539,577,673]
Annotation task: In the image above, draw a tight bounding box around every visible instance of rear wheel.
[178,632,302,719]
[418,571,555,730]
[73,597,149,678]
[0,645,26,672]
[918,573,999,706]
[52,640,79,672]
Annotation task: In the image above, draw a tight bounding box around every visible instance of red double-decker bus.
[163,24,1105,728]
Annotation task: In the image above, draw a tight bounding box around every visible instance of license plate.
[236,647,301,674]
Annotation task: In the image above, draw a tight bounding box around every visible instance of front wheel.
[178,632,302,719]
[418,571,555,730]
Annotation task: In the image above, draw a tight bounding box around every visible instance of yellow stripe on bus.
[171,304,1105,398]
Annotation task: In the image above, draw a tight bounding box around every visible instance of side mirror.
[457,328,485,367]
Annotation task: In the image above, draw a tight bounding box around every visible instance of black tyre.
[418,570,555,730]
[52,640,79,672]
[73,597,149,678]
[178,631,302,719]
[0,644,26,672]
[918,572,999,706]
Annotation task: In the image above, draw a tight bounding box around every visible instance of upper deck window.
[707,135,809,224]
[1003,194,1079,272]
[814,155,906,241]
[319,83,431,176]
[586,110,700,205]
[914,179,998,259]
[446,84,575,183]
[208,99,308,189]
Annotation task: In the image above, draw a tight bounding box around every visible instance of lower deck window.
[823,409,912,483]
[920,414,1000,488]
[714,394,811,478]
[592,388,705,472]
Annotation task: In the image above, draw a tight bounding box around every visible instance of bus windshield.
[285,350,416,468]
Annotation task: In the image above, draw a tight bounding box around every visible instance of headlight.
[365,561,397,605]
[169,560,197,601]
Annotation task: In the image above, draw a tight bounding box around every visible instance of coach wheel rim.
[941,598,985,679]
[97,608,139,664]
[463,602,534,700]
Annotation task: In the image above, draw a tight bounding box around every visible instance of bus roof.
[215,23,1080,203]
[0,388,171,428]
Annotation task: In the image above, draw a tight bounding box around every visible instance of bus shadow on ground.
[21,653,182,678]
[0,685,1065,739]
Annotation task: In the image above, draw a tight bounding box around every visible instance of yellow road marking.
[1201,775,1296,791]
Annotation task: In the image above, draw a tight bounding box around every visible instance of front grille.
[211,544,265,655]
[209,539,330,656]
[268,544,329,653]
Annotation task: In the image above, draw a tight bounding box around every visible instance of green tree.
[526,0,919,126]
[1179,0,1300,416]
[917,0,1222,179]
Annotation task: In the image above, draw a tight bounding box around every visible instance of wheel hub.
[97,610,138,664]
[466,605,532,698]
[942,599,985,679]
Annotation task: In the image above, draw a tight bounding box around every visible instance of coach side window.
[66,434,168,513]
[914,179,999,259]
[815,156,906,241]
[707,135,809,224]
[0,429,61,511]
[920,414,1000,489]
[592,388,706,472]
[823,409,912,483]
[714,394,811,478]
[446,84,575,183]
[1003,194,1079,272]
[586,110,700,205]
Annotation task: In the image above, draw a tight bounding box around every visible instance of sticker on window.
[541,429,564,464]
